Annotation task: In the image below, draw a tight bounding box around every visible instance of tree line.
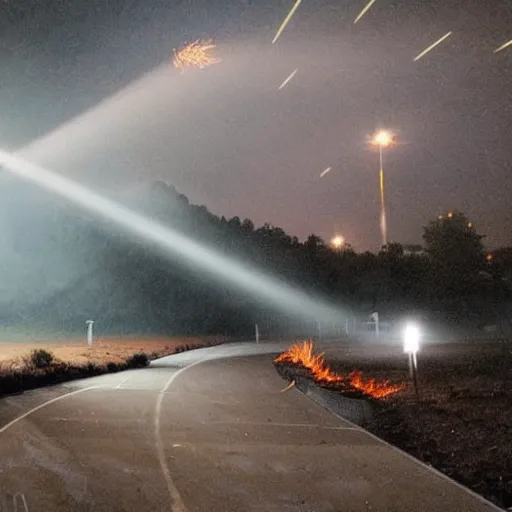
[4,181,512,337]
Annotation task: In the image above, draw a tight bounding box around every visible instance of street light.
[403,322,420,397]
[330,235,345,249]
[372,130,395,248]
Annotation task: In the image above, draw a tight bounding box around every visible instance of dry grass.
[0,336,221,366]
[0,336,224,397]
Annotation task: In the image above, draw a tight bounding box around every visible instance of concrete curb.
[294,377,374,425]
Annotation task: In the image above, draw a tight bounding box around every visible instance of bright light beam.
[278,69,298,90]
[353,0,377,24]
[272,0,302,44]
[413,31,453,62]
[18,64,172,166]
[0,150,346,325]
[320,167,331,178]
[494,39,512,53]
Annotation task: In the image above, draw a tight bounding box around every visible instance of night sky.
[1,0,511,251]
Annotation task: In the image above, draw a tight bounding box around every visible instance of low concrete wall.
[295,377,374,425]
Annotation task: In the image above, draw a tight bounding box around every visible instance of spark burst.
[173,39,220,72]
[272,0,302,44]
[353,0,377,24]
[494,39,512,54]
[413,31,453,62]
[278,69,298,90]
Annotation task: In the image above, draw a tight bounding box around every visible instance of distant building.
[402,244,427,257]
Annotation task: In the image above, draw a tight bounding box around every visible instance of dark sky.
[1,0,511,251]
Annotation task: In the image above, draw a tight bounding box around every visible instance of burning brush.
[274,340,405,399]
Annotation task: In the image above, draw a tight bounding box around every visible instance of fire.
[173,39,220,72]
[275,340,406,399]
[348,370,405,399]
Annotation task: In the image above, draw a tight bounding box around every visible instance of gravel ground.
[277,341,512,510]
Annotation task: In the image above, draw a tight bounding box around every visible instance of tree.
[423,211,485,272]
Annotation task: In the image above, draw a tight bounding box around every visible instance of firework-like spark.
[413,31,452,62]
[272,0,302,44]
[353,0,377,24]
[320,167,332,178]
[173,39,220,72]
[494,39,512,54]
[278,68,298,90]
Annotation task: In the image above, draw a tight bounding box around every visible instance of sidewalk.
[159,350,500,512]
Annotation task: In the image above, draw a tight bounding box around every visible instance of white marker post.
[372,312,379,341]
[255,323,259,344]
[317,321,322,341]
[86,320,94,346]
[403,323,420,398]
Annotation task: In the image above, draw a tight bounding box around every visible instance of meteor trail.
[278,69,298,90]
[353,0,377,24]
[494,39,512,53]
[272,0,302,44]
[320,167,331,178]
[413,31,453,61]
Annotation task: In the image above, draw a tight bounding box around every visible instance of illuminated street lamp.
[330,234,345,250]
[371,130,395,248]
[403,322,420,397]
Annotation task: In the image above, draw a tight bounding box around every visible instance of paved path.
[0,342,501,511]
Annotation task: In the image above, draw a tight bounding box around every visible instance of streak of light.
[280,380,296,393]
[353,0,377,24]
[278,68,298,90]
[272,0,302,44]
[413,31,453,62]
[0,150,347,326]
[18,64,172,165]
[320,167,331,178]
[494,39,512,53]
[173,39,220,72]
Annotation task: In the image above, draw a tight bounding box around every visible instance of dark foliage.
[4,182,512,337]
[126,353,149,368]
[30,349,54,369]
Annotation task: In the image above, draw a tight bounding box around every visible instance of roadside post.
[372,312,380,341]
[86,320,94,346]
[255,323,259,344]
[403,323,420,398]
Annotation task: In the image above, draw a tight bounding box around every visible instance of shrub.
[126,353,149,368]
[107,362,123,372]
[30,349,54,369]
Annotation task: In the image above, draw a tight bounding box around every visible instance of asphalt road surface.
[0,342,501,512]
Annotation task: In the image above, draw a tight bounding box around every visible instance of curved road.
[0,342,500,511]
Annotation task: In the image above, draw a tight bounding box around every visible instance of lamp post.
[372,131,395,248]
[403,323,420,398]
[86,320,94,346]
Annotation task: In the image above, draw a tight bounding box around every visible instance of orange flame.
[275,341,406,399]
[173,39,220,72]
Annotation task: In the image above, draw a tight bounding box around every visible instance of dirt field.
[277,341,512,510]
[0,336,222,369]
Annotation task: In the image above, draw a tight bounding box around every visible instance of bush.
[126,352,149,368]
[107,361,123,372]
[30,349,54,369]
